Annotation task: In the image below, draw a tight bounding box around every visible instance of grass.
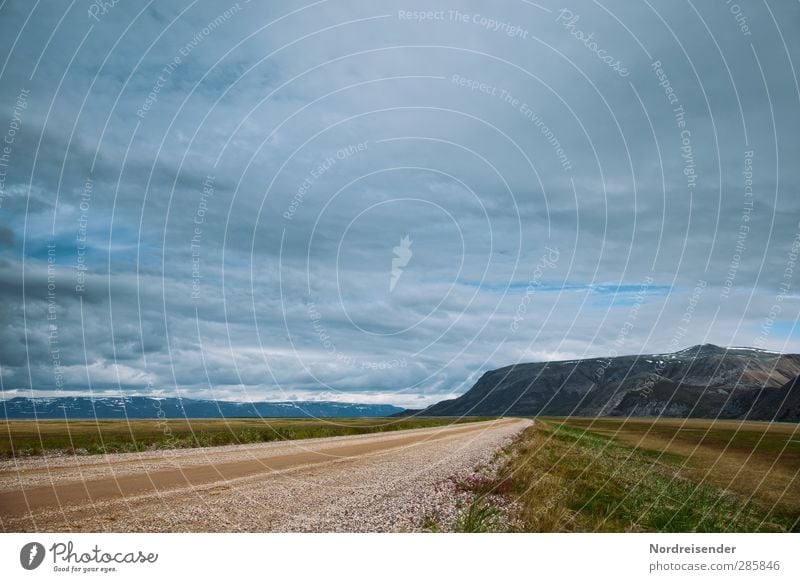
[455,498,501,533]
[554,417,800,525]
[457,418,800,532]
[0,416,490,458]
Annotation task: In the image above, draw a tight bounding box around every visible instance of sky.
[0,1,799,408]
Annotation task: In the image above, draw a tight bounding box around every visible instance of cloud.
[1,0,799,407]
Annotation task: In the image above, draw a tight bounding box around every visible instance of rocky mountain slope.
[422,345,800,420]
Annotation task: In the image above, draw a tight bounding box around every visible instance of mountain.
[738,375,800,422]
[389,408,423,417]
[1,396,404,419]
[421,344,800,421]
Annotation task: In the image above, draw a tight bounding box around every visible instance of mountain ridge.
[421,344,800,421]
[1,396,404,419]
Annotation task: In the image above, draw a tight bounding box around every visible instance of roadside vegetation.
[455,418,799,532]
[0,416,490,458]
[454,498,506,533]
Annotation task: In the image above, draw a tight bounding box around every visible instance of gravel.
[1,418,531,532]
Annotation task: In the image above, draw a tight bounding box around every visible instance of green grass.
[553,417,800,526]
[0,416,490,458]
[458,419,800,532]
[455,498,501,533]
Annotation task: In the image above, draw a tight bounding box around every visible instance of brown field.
[457,417,800,532]
[551,417,800,518]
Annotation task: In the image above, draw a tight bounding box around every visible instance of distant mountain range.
[1,396,404,419]
[7,345,799,422]
[421,344,800,421]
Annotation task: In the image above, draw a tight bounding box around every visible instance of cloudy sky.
[0,1,798,408]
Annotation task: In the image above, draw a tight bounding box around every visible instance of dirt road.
[0,418,530,532]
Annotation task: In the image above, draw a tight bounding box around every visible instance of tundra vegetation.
[454,417,799,532]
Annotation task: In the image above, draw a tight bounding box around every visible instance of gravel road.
[0,418,531,532]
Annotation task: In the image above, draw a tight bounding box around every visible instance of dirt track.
[0,418,530,532]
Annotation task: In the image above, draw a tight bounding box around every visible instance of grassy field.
[0,416,487,458]
[457,417,800,533]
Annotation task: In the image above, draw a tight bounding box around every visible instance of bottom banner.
[1,533,797,581]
